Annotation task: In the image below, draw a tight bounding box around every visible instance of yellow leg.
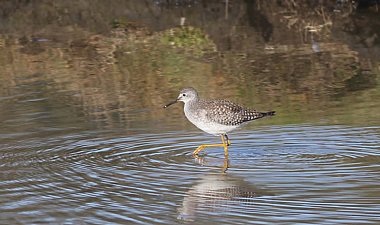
[222,155,229,173]
[221,134,229,156]
[192,143,225,156]
[192,134,230,156]
[225,135,231,146]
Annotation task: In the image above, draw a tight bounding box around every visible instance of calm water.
[1,1,380,225]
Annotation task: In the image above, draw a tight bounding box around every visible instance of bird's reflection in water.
[178,158,272,221]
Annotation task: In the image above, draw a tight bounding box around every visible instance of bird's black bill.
[164,100,178,108]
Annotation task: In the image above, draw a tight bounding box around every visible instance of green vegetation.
[160,26,216,56]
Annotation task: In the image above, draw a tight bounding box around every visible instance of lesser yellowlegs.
[164,87,275,156]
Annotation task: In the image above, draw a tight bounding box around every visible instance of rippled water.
[1,114,380,224]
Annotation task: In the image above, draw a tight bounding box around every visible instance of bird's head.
[164,87,199,108]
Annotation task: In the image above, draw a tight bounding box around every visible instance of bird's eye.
[182,94,186,97]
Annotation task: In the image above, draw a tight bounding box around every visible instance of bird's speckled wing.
[198,99,265,126]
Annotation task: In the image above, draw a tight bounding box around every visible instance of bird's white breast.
[184,105,238,135]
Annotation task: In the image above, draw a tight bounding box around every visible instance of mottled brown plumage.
[194,99,273,126]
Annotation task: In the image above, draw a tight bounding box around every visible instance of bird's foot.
[192,145,206,156]
[222,156,229,173]
[192,144,225,156]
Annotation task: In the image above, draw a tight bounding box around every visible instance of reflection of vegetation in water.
[0,0,379,128]
[113,24,217,90]
[115,35,213,91]
[160,26,216,56]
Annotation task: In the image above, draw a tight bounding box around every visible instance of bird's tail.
[261,111,276,117]
[243,110,276,122]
